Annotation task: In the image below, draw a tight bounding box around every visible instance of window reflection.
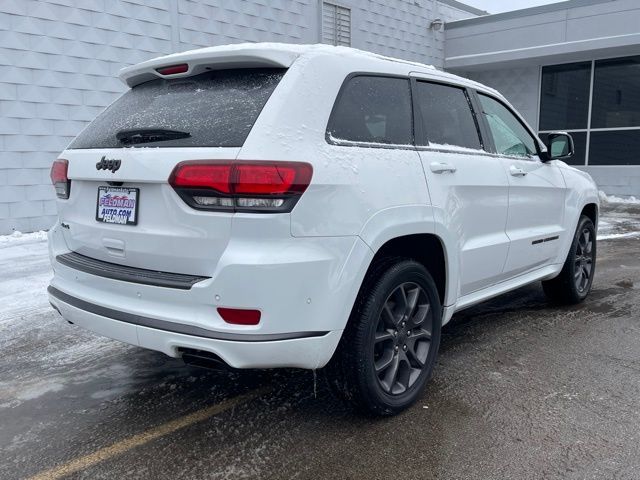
[592,56,640,129]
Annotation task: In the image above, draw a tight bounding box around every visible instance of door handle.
[509,165,527,177]
[430,162,457,174]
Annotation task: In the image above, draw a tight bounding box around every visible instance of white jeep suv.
[48,44,598,415]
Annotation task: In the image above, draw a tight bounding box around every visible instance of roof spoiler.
[119,44,304,88]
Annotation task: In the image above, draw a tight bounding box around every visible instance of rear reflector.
[217,307,261,326]
[169,161,313,213]
[156,63,189,75]
[50,159,70,199]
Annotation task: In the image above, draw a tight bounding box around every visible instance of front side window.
[478,94,537,157]
[414,81,481,150]
[327,76,412,145]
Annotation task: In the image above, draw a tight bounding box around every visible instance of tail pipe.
[178,348,234,371]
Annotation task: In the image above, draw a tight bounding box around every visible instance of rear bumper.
[49,286,343,369]
[47,222,374,369]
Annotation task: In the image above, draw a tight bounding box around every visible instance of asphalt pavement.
[1,204,639,480]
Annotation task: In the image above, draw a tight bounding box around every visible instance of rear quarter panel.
[238,52,431,238]
[238,53,440,332]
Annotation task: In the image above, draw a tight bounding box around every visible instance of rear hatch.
[55,67,286,276]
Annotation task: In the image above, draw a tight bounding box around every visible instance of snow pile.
[0,230,47,246]
[0,231,51,327]
[599,191,640,205]
[598,231,640,240]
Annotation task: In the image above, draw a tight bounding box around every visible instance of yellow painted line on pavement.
[27,387,270,480]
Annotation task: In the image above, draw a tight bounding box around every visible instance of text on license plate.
[96,186,139,225]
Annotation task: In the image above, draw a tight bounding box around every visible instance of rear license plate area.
[96,186,139,225]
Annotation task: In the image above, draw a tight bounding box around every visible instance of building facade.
[8,0,640,234]
[446,0,640,197]
[0,0,482,234]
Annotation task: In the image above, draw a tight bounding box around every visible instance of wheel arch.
[364,234,448,306]
[581,202,599,229]
[356,205,459,309]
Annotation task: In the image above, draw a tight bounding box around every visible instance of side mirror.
[540,132,574,162]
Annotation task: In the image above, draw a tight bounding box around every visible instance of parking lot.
[1,202,639,480]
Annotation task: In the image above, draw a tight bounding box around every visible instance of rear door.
[412,77,511,297]
[474,92,567,277]
[57,68,285,276]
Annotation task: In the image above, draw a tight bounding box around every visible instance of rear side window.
[327,76,412,145]
[414,81,481,150]
[69,68,285,149]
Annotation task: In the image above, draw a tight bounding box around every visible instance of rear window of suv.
[68,68,286,149]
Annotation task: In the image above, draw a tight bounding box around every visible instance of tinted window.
[540,62,591,130]
[478,94,537,157]
[539,132,587,166]
[589,130,640,166]
[69,68,285,149]
[415,81,481,150]
[592,56,640,128]
[328,76,412,145]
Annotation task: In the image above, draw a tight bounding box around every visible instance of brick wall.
[0,0,474,234]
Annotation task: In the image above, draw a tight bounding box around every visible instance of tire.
[542,215,596,305]
[326,258,442,416]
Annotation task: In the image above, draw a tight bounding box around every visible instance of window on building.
[539,55,640,166]
[327,75,412,145]
[591,55,640,129]
[540,62,591,131]
[479,94,537,157]
[590,130,640,166]
[322,2,351,47]
[414,81,481,150]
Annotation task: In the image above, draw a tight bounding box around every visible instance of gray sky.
[463,0,567,14]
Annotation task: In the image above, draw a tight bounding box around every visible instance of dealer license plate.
[96,186,139,225]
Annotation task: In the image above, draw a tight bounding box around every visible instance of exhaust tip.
[178,348,233,371]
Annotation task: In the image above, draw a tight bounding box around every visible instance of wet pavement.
[1,204,639,479]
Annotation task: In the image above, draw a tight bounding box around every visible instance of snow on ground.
[0,230,134,408]
[0,231,51,326]
[597,193,640,240]
[599,190,640,205]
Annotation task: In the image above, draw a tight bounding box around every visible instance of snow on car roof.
[119,42,501,102]
[119,43,488,92]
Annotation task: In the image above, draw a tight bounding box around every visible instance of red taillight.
[168,161,313,213]
[50,159,70,199]
[234,163,306,195]
[171,164,232,193]
[217,307,261,326]
[156,63,189,75]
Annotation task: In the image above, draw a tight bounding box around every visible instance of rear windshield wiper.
[116,128,191,145]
